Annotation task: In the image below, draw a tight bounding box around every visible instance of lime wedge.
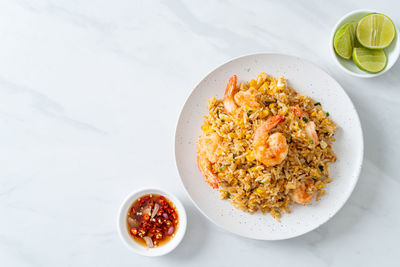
[334,21,355,59]
[356,13,396,49]
[353,35,362,48]
[353,47,387,73]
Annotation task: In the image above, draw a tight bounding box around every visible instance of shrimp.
[291,179,316,205]
[253,114,288,167]
[293,105,319,145]
[305,121,319,146]
[223,75,238,115]
[196,132,221,189]
[197,156,219,189]
[223,75,259,116]
[234,88,260,109]
[293,105,309,119]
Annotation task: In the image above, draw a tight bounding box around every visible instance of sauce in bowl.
[126,194,179,248]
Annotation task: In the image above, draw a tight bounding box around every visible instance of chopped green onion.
[227,192,231,199]
[324,132,329,136]
[233,153,237,158]
[318,165,324,172]
[310,140,314,144]
[326,112,330,117]
[247,110,253,117]
[302,117,309,123]
[314,102,321,106]
[264,101,273,106]
[288,136,293,143]
[219,165,226,171]
[259,182,264,187]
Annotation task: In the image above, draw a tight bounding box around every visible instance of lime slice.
[353,35,362,48]
[356,13,396,49]
[353,47,387,73]
[334,21,355,59]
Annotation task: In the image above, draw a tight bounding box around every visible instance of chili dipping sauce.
[126,194,179,248]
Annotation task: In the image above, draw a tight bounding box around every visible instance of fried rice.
[197,72,337,220]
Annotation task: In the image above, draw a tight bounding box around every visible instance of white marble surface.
[0,0,399,266]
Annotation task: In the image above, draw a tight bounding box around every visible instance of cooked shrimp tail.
[197,155,219,189]
[196,132,221,189]
[264,114,285,130]
[293,105,309,119]
[223,75,238,115]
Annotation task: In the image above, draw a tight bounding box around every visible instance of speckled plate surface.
[175,53,363,240]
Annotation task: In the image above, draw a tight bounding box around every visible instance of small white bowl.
[330,9,400,78]
[118,188,187,257]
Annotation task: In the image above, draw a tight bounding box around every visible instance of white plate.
[175,53,363,240]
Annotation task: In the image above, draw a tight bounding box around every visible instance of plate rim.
[174,52,364,240]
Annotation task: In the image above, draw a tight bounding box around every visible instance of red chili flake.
[130,228,138,236]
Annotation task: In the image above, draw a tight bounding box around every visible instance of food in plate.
[196,73,337,220]
[127,194,179,248]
